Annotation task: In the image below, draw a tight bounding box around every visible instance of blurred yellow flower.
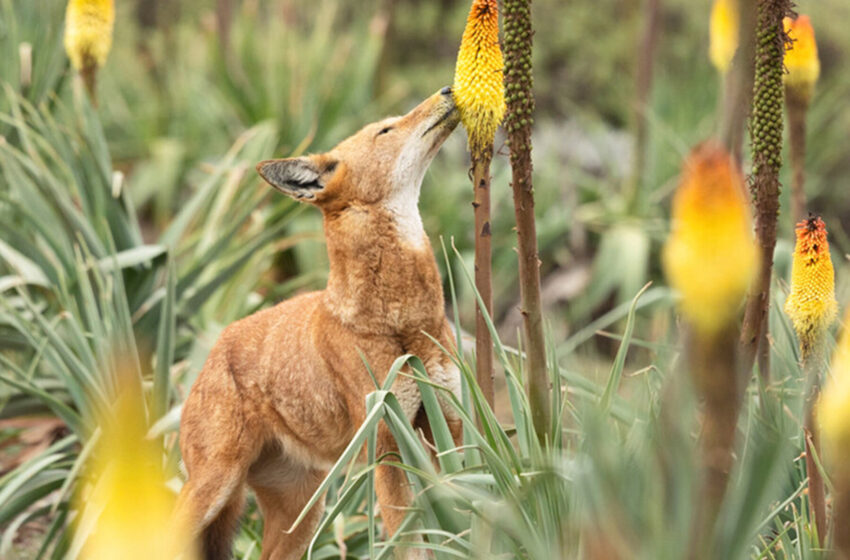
[64,0,115,72]
[784,216,837,357]
[77,377,195,560]
[453,0,506,156]
[820,310,850,461]
[663,142,758,336]
[784,15,820,102]
[709,0,739,73]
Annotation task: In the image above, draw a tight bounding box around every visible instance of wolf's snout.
[440,86,452,96]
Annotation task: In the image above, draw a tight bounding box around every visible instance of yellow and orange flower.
[783,15,820,102]
[64,0,115,71]
[784,216,837,357]
[453,0,506,156]
[77,375,195,560]
[820,309,850,463]
[709,0,739,73]
[663,142,758,336]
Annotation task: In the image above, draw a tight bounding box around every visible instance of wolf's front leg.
[374,424,433,560]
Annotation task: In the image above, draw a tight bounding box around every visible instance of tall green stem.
[504,0,551,442]
[739,0,790,379]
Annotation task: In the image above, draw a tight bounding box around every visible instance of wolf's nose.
[440,86,452,96]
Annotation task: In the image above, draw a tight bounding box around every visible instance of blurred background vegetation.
[1,0,849,558]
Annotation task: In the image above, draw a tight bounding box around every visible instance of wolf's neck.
[322,205,444,335]
[383,188,426,249]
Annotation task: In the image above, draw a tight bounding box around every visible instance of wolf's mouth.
[422,106,458,138]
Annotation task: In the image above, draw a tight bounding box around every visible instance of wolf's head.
[257,88,458,220]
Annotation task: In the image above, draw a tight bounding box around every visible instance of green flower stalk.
[453,0,506,409]
[739,0,792,379]
[503,0,551,442]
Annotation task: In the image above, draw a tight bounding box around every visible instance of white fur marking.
[428,362,462,422]
[390,361,462,423]
[393,375,423,421]
[286,166,318,185]
[387,121,439,249]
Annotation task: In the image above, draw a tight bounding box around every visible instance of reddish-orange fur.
[176,90,462,560]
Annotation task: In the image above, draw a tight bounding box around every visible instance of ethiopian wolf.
[176,88,463,560]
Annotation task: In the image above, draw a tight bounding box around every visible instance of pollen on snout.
[453,0,506,157]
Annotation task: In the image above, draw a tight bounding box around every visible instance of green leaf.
[153,261,177,420]
[599,282,651,414]
[96,245,166,271]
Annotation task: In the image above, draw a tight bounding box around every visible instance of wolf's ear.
[256,156,338,201]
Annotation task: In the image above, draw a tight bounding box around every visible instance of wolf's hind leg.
[251,466,327,560]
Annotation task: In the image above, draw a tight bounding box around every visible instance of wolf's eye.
[377,126,393,136]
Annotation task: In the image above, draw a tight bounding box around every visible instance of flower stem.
[802,351,827,547]
[719,0,757,160]
[690,326,744,558]
[472,153,495,411]
[786,91,809,223]
[81,57,98,106]
[626,0,660,212]
[835,474,850,558]
[504,0,552,442]
[739,0,791,379]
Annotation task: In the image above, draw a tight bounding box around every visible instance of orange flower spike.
[784,216,838,357]
[709,0,739,73]
[453,0,506,158]
[784,15,820,103]
[663,143,758,336]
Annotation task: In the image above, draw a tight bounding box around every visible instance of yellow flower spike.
[453,0,506,158]
[78,374,196,560]
[64,0,115,71]
[820,310,850,466]
[820,312,850,560]
[663,142,758,336]
[783,15,820,103]
[783,216,837,357]
[709,0,739,73]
